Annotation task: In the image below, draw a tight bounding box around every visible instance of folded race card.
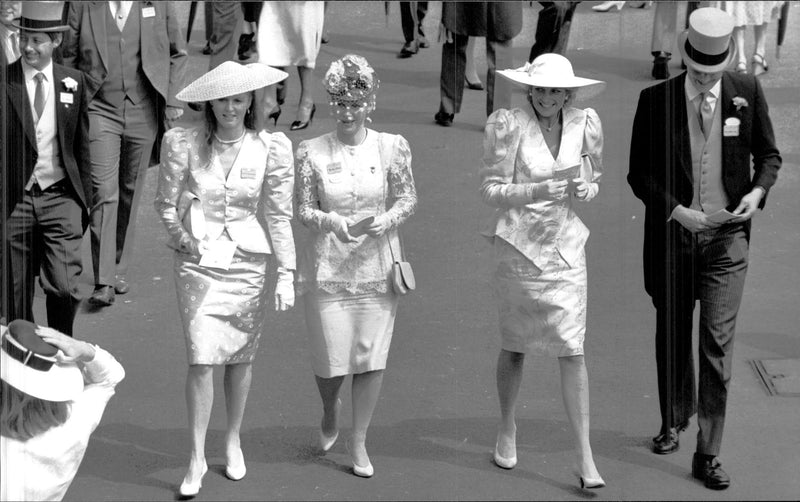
[198,240,238,270]
[348,216,375,238]
[552,164,580,182]
[707,209,739,224]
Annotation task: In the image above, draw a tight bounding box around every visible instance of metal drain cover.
[751,359,800,397]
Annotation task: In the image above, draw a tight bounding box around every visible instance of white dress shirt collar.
[685,75,721,105]
[21,57,54,85]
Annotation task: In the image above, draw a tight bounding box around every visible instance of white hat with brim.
[0,323,83,402]
[678,7,737,73]
[498,53,605,99]
[176,61,289,103]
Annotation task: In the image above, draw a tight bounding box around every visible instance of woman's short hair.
[0,380,70,441]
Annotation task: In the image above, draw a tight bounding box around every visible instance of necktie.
[10,30,20,60]
[114,1,126,31]
[34,72,45,122]
[699,92,713,139]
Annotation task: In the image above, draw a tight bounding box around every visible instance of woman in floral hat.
[294,54,417,478]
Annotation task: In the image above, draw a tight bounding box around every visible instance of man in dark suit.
[434,1,522,126]
[61,1,186,307]
[2,1,90,336]
[628,8,781,490]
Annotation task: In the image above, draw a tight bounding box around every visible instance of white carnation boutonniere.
[62,77,78,92]
[732,96,748,112]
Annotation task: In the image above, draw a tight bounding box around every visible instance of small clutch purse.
[387,233,415,295]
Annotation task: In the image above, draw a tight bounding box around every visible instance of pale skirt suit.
[295,131,417,378]
[257,1,325,68]
[480,107,602,357]
[155,128,295,365]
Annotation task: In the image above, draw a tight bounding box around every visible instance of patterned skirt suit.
[155,127,295,365]
[480,107,603,357]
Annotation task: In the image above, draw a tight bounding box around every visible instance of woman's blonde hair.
[0,380,70,441]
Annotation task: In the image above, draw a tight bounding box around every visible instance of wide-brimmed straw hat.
[678,7,736,73]
[498,54,605,98]
[0,321,83,402]
[12,1,68,33]
[176,61,288,103]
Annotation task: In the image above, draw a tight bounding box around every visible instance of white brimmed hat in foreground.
[1,321,84,402]
[176,61,289,103]
[678,7,736,73]
[498,53,605,98]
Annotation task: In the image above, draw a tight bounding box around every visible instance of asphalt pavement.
[49,2,800,500]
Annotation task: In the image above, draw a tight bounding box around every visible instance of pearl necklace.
[213,130,246,144]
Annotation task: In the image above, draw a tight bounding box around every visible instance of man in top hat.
[628,7,781,490]
[2,1,91,336]
[61,1,186,307]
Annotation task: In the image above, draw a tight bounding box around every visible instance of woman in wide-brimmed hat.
[480,53,606,488]
[294,54,417,478]
[1,320,125,501]
[154,61,296,497]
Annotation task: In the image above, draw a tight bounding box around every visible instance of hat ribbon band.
[18,18,66,31]
[2,335,55,372]
[684,40,729,67]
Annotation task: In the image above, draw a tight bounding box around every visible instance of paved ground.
[42,2,800,500]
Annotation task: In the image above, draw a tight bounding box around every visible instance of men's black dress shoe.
[692,454,731,490]
[652,56,670,80]
[434,111,454,127]
[398,40,419,58]
[652,420,688,454]
[418,34,429,48]
[114,276,130,295]
[88,285,115,307]
[201,42,212,55]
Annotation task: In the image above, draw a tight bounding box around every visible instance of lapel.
[52,65,74,160]
[720,73,738,169]
[88,1,109,72]
[671,73,692,181]
[6,60,37,149]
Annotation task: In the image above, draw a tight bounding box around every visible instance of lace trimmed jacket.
[479,106,603,270]
[295,130,417,294]
[154,127,296,271]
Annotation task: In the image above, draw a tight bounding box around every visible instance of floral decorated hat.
[323,54,379,107]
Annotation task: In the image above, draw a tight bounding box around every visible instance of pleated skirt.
[303,290,398,378]
[492,237,586,358]
[173,247,271,365]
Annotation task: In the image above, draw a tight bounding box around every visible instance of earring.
[366,116,373,123]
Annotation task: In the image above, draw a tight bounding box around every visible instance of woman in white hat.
[294,54,417,478]
[480,53,606,488]
[1,320,125,501]
[154,61,296,497]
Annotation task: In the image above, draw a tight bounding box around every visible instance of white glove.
[274,267,295,311]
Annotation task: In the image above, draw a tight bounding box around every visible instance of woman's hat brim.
[0,327,83,402]
[497,68,605,91]
[176,62,289,103]
[677,30,737,73]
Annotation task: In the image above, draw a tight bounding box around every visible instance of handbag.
[386,233,415,295]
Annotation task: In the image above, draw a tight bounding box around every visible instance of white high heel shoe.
[179,463,208,498]
[225,447,247,481]
[319,427,339,452]
[493,430,517,469]
[592,1,626,12]
[573,464,606,489]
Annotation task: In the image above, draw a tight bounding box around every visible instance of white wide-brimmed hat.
[176,61,289,103]
[0,321,83,402]
[498,54,605,97]
[678,7,736,73]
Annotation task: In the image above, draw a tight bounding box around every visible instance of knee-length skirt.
[492,237,586,358]
[173,247,272,365]
[303,290,398,378]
